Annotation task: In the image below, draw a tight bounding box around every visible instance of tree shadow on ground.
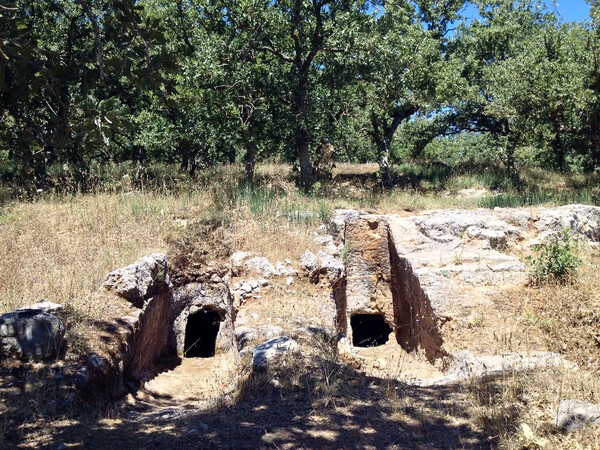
[13,351,519,450]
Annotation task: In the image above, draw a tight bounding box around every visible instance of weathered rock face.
[333,205,600,365]
[172,282,236,357]
[316,252,345,286]
[100,254,173,381]
[533,204,600,241]
[338,215,444,361]
[123,289,174,381]
[299,250,319,276]
[104,254,168,307]
[0,310,65,360]
[342,217,394,335]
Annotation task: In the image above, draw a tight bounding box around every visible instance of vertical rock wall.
[123,287,174,381]
[340,215,445,362]
[343,217,395,340]
[388,234,445,362]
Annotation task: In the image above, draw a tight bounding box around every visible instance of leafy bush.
[527,229,582,284]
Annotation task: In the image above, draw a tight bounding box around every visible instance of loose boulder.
[300,250,319,276]
[104,254,168,307]
[0,309,65,360]
[250,336,299,371]
[556,399,600,432]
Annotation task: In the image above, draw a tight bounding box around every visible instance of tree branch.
[260,44,295,63]
[77,0,105,80]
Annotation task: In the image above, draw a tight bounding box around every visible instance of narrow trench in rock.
[388,233,413,350]
[388,228,445,362]
[184,309,222,358]
[351,314,392,347]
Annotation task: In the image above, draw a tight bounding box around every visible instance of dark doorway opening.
[351,314,392,347]
[184,309,222,358]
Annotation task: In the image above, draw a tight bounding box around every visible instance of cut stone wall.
[342,216,395,344]
[388,234,445,362]
[123,287,173,381]
[339,215,445,361]
[172,282,236,358]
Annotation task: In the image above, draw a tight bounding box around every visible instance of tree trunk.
[378,139,393,190]
[591,117,600,166]
[372,109,415,190]
[228,146,236,164]
[504,135,521,186]
[295,71,313,190]
[179,139,190,173]
[244,140,257,188]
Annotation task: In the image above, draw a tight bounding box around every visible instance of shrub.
[527,228,582,284]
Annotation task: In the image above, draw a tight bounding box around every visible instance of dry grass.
[0,168,331,322]
[525,245,600,371]
[0,193,175,315]
[332,162,380,177]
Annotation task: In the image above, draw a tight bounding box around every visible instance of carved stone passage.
[172,283,236,358]
[342,216,395,343]
[184,309,222,358]
[350,313,392,347]
[338,215,445,362]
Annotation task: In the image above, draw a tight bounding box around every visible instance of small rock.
[300,250,319,275]
[374,359,388,369]
[556,399,600,432]
[314,236,335,247]
[286,277,294,286]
